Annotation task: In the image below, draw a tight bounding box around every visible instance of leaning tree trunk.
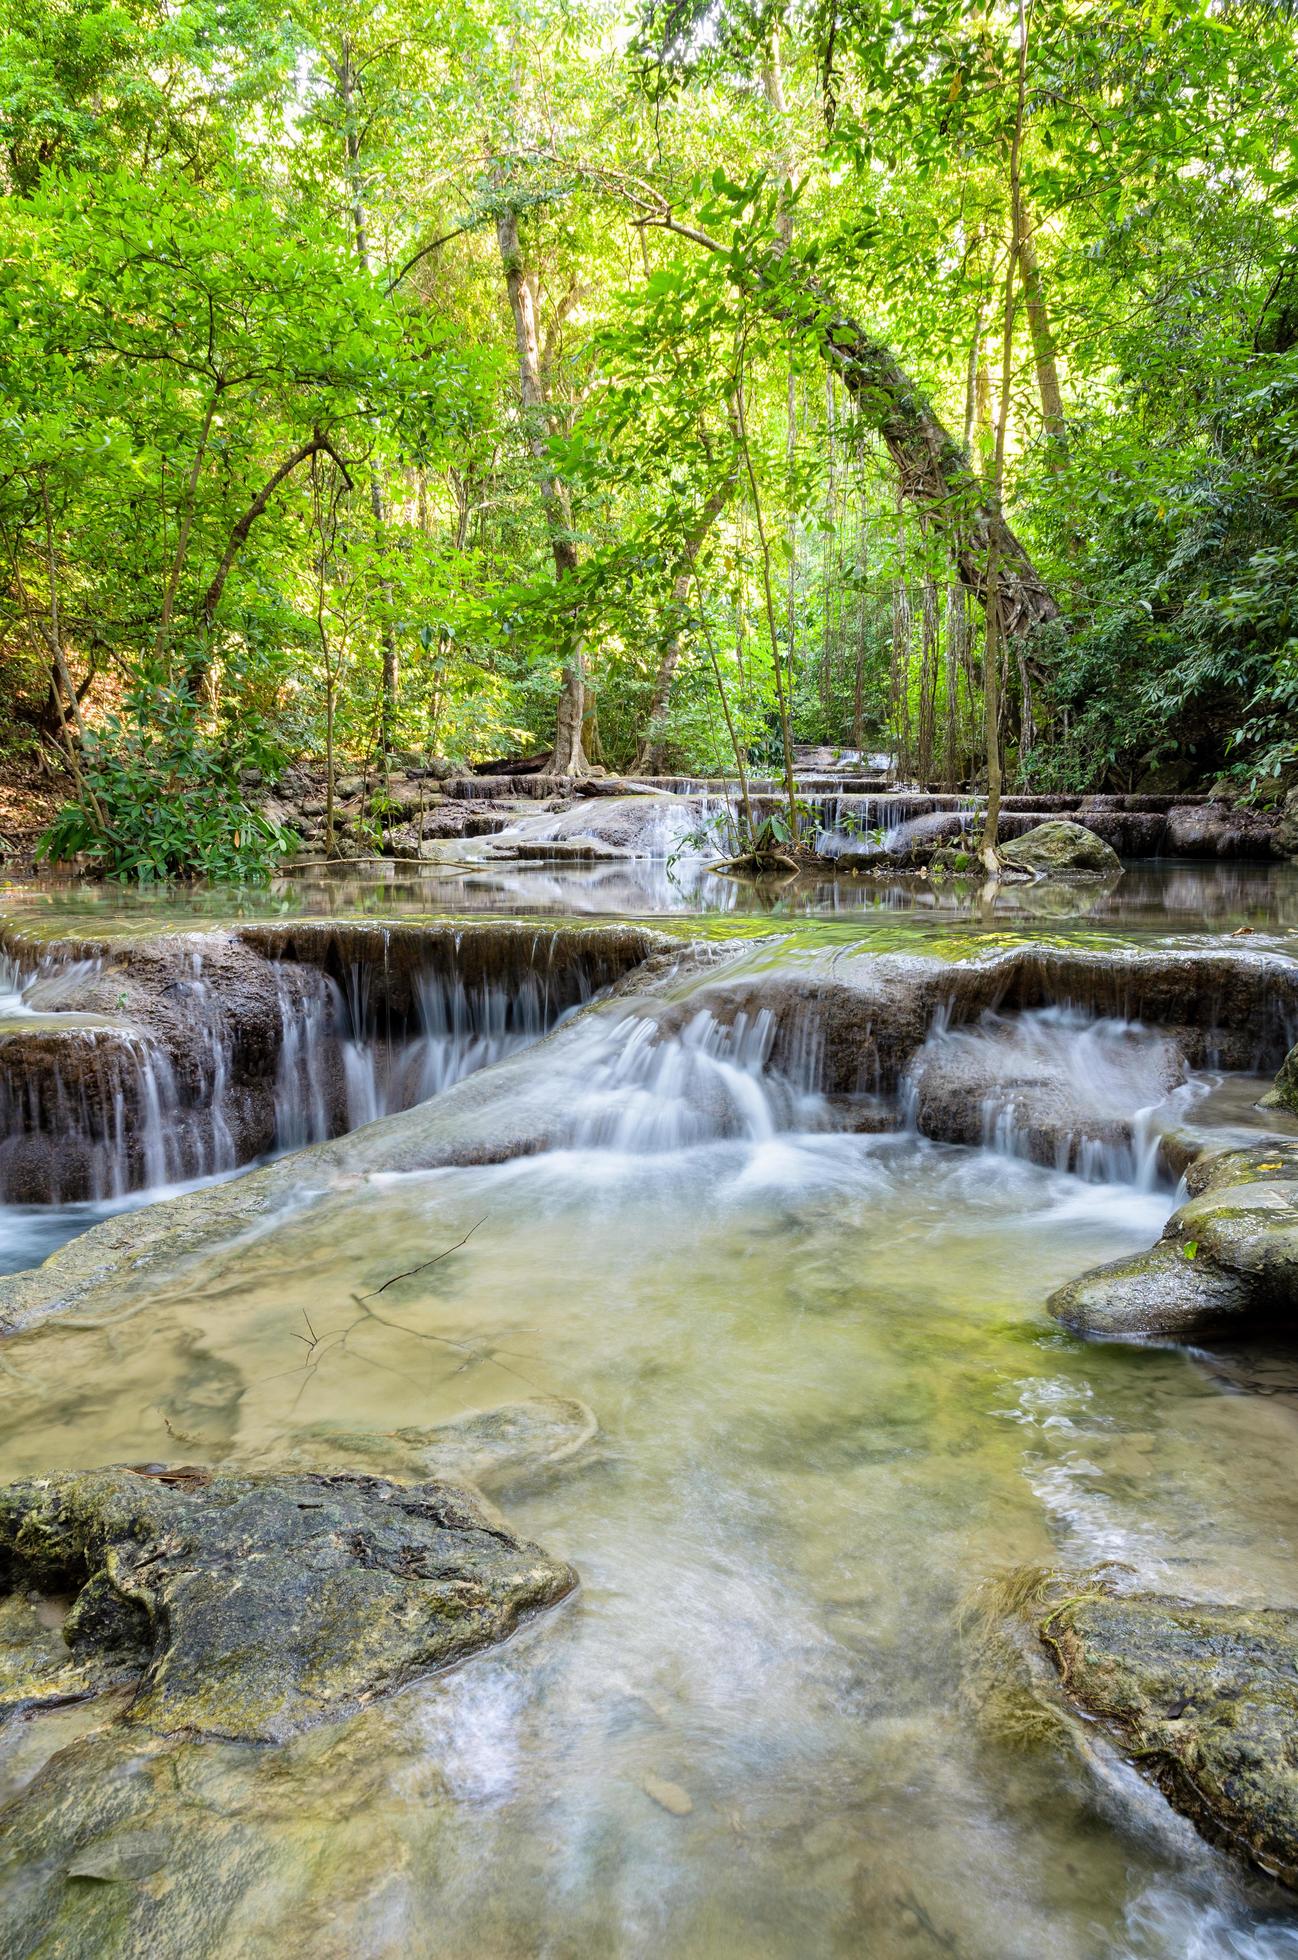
[825,319,1055,638]
[496,207,587,775]
[650,214,1060,638]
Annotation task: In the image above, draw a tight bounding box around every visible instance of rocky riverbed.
[3,875,1298,1955]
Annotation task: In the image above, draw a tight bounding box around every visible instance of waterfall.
[902,1006,1190,1187]
[269,959,594,1153]
[563,1008,830,1152]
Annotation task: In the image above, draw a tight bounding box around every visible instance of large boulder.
[1164,800,1282,860]
[997,819,1122,877]
[0,1466,575,1742]
[1049,1139,1298,1339]
[1039,1576,1298,1889]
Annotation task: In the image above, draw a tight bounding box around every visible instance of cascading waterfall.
[902,1005,1193,1186]
[270,960,594,1152]
[561,1007,830,1152]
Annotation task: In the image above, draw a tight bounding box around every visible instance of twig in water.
[358,1219,487,1300]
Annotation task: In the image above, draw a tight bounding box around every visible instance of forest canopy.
[3,0,1297,873]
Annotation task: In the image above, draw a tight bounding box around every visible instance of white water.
[902,1004,1200,1184]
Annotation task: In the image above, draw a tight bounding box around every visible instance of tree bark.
[980,0,1029,866]
[1019,221,1066,466]
[496,205,587,775]
[199,431,350,640]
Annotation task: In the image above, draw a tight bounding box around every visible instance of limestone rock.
[997,820,1122,877]
[239,1397,599,1493]
[1046,1239,1253,1340]
[0,1467,576,1742]
[1049,1140,1298,1339]
[1040,1577,1298,1888]
[1275,786,1298,859]
[1261,1041,1298,1117]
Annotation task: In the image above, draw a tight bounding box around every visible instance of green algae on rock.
[1038,1578,1298,1890]
[0,1467,576,1742]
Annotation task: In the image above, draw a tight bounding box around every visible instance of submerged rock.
[1039,1576,1298,1889]
[997,820,1122,877]
[238,1397,599,1492]
[0,1466,575,1742]
[1049,1140,1298,1339]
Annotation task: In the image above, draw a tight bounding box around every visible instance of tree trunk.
[633,468,736,772]
[496,206,586,775]
[339,39,399,747]
[777,291,1055,635]
[650,212,1061,638]
[980,0,1029,866]
[1019,222,1066,466]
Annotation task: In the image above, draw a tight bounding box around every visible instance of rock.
[1049,1140,1298,1339]
[1165,801,1281,860]
[382,824,423,860]
[904,1010,1183,1171]
[238,1397,599,1493]
[1134,757,1196,794]
[1039,1575,1298,1888]
[0,1467,576,1742]
[641,1773,693,1816]
[1047,1240,1253,1340]
[1275,786,1298,859]
[1261,1041,1298,1116]
[997,820,1122,877]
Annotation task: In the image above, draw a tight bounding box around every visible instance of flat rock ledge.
[1048,1139,1298,1339]
[0,1466,576,1742]
[1038,1574,1298,1890]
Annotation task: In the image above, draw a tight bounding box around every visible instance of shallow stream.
[2,861,1298,1956]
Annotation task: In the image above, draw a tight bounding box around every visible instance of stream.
[2,859,1298,1955]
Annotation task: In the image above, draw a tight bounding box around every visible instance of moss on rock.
[1048,1139,1298,1340]
[998,820,1122,877]
[0,1466,576,1743]
[1261,1041,1298,1117]
[1039,1577,1298,1889]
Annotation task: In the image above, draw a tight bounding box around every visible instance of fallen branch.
[358,1219,487,1300]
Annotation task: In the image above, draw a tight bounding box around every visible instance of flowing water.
[3,859,1298,1956]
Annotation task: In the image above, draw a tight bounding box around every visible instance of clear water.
[2,860,1298,1956]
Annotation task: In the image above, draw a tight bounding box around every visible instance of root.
[709,850,802,878]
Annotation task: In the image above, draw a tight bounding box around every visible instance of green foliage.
[4,0,1298,853]
[38,685,297,882]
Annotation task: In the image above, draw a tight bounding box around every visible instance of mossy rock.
[998,819,1122,877]
[1049,1140,1298,1340]
[0,1466,576,1742]
[928,845,974,877]
[1261,1041,1298,1117]
[1039,1577,1298,1889]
